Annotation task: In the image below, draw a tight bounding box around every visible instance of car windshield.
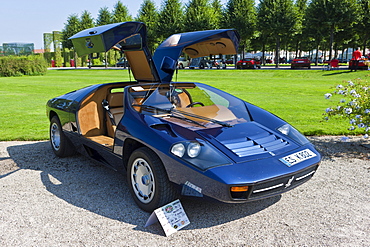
[127,83,251,128]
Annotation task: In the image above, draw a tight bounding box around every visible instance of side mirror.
[160,56,177,73]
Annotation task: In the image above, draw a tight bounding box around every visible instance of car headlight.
[170,140,231,170]
[187,142,201,158]
[277,124,310,145]
[171,143,186,157]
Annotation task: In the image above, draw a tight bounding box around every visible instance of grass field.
[0,68,369,141]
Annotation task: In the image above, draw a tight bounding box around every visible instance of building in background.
[2,43,34,56]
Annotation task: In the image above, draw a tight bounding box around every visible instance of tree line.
[59,0,369,67]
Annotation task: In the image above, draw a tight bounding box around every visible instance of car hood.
[193,122,299,163]
[160,119,299,164]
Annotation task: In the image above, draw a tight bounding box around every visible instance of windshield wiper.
[169,112,206,127]
[173,108,232,128]
[134,104,232,128]
[134,104,206,127]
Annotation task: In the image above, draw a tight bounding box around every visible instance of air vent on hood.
[221,132,289,157]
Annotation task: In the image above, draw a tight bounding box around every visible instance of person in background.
[351,47,362,72]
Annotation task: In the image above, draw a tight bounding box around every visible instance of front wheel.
[50,116,75,157]
[127,147,178,212]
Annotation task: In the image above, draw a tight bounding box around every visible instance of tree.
[304,0,358,61]
[136,0,159,52]
[292,0,307,58]
[355,0,370,54]
[53,31,63,67]
[184,0,219,32]
[112,1,133,22]
[61,14,80,49]
[96,7,113,26]
[79,11,94,66]
[80,10,95,30]
[225,0,257,54]
[211,0,223,29]
[257,0,297,67]
[157,0,184,41]
[43,33,53,52]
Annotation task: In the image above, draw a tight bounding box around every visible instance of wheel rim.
[50,122,61,151]
[131,158,155,204]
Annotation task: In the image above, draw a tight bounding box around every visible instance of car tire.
[127,147,178,212]
[50,116,76,157]
[179,64,184,69]
[199,64,205,69]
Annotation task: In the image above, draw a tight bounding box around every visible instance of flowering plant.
[324,77,370,138]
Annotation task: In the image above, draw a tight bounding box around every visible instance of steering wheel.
[186,102,205,108]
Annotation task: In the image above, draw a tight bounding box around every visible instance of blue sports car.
[46,22,321,212]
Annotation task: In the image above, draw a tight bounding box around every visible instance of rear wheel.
[127,147,178,212]
[50,116,75,157]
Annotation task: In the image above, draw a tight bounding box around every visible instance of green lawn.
[0,68,369,141]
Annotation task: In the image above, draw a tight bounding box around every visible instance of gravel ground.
[0,136,369,247]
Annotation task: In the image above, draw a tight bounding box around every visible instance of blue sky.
[0,0,227,49]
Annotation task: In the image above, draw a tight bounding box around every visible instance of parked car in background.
[225,58,234,64]
[47,22,321,212]
[236,58,261,69]
[189,56,221,69]
[178,57,190,69]
[265,58,273,64]
[291,57,311,69]
[338,58,348,63]
[349,57,369,70]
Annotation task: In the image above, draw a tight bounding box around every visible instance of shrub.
[0,55,48,77]
[324,77,370,138]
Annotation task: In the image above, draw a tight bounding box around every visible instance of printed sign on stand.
[145,199,190,236]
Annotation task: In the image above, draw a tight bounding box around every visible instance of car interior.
[77,83,129,148]
[77,82,239,149]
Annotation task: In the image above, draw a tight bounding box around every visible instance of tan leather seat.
[106,92,124,137]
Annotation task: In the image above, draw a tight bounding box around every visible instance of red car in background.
[349,57,369,70]
[291,57,311,69]
[236,58,261,69]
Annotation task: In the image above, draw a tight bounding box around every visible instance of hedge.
[0,55,48,77]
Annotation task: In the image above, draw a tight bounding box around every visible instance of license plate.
[279,149,317,167]
[297,61,304,63]
[243,62,246,65]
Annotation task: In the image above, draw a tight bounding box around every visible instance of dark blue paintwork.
[46,22,321,205]
[69,22,147,57]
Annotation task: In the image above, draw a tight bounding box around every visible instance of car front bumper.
[159,149,320,203]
